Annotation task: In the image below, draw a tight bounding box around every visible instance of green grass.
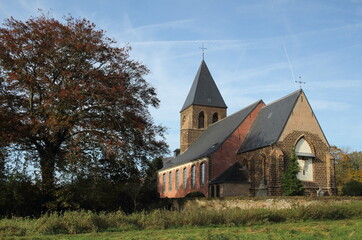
[0,219,361,240]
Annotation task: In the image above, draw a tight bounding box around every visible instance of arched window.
[162,173,166,192]
[200,163,205,186]
[191,165,196,188]
[261,155,266,184]
[169,171,173,191]
[295,138,314,181]
[212,112,218,123]
[176,170,180,190]
[183,167,187,189]
[198,112,204,128]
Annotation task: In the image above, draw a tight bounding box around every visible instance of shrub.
[0,219,27,236]
[342,180,362,196]
[281,149,304,196]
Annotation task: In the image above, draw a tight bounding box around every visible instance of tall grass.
[0,200,361,237]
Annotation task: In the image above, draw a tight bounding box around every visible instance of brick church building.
[158,60,336,198]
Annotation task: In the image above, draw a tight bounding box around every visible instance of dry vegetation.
[0,197,361,238]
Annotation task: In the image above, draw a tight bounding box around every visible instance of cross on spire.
[199,44,207,60]
[295,76,306,89]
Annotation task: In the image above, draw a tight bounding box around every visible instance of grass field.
[1,219,361,240]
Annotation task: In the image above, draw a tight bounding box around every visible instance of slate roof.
[237,90,302,154]
[161,100,263,171]
[181,60,227,112]
[210,162,249,184]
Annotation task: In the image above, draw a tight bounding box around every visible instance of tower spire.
[180,60,227,112]
[180,59,227,153]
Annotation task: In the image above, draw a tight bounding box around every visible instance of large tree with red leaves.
[0,15,167,194]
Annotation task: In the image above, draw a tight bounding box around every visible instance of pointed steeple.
[181,60,227,112]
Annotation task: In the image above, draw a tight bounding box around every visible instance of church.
[158,59,336,198]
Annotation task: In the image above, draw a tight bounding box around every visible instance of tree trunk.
[38,148,56,195]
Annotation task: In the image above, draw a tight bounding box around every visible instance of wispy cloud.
[310,80,362,89]
[130,39,242,46]
[220,62,290,84]
[122,19,195,34]
[310,99,351,111]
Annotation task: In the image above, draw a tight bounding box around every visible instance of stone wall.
[180,105,226,153]
[278,131,336,195]
[238,146,284,196]
[219,183,251,197]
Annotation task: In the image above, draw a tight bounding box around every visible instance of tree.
[348,151,362,182]
[281,149,304,196]
[138,157,163,210]
[0,15,167,197]
[331,146,362,192]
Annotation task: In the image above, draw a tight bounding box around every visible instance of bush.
[342,180,362,196]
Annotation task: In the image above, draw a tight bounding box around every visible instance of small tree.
[281,148,304,196]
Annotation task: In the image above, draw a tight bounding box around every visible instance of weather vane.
[199,43,207,60]
[295,76,306,89]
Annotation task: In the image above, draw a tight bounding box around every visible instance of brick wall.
[278,131,336,195]
[158,159,209,198]
[159,102,264,198]
[237,131,336,196]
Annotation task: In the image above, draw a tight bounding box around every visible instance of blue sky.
[1,0,361,154]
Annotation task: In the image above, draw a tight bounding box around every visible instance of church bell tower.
[180,60,227,153]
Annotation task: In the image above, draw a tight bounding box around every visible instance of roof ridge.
[237,89,302,154]
[193,100,263,159]
[207,99,263,127]
[264,89,302,107]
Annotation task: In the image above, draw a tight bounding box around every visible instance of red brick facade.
[158,101,264,198]
[210,102,264,180]
[158,159,209,198]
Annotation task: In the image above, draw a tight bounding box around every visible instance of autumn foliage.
[0,14,167,211]
[330,146,362,195]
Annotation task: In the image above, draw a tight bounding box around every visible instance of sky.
[1,0,361,154]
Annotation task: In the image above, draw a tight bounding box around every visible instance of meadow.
[1,197,361,239]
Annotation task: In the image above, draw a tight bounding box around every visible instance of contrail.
[282,43,296,82]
